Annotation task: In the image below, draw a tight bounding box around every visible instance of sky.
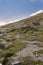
[0,0,43,25]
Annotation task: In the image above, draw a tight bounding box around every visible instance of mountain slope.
[0,12,43,65]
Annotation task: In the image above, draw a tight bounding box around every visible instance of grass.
[33,50,43,55]
[22,57,43,65]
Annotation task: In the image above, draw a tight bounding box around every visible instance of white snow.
[0,20,20,26]
[0,10,43,26]
[29,10,43,17]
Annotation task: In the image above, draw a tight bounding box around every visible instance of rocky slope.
[0,12,43,65]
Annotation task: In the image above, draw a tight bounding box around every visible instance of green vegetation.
[22,60,43,65]
[33,50,43,55]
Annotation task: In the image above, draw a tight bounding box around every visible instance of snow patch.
[29,10,43,17]
[0,10,43,26]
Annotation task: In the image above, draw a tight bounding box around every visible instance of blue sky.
[0,0,43,25]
